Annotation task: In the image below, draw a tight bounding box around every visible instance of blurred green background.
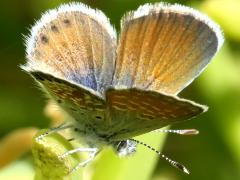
[0,0,240,179]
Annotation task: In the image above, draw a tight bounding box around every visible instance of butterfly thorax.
[71,122,109,147]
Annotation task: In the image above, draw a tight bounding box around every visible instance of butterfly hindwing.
[30,71,110,134]
[112,3,223,95]
[106,88,207,140]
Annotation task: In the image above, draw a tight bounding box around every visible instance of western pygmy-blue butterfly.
[22,2,223,174]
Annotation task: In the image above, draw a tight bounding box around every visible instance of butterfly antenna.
[130,139,190,174]
[153,129,199,135]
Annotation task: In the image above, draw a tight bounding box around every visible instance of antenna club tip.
[181,129,199,135]
[183,167,190,174]
[175,162,190,174]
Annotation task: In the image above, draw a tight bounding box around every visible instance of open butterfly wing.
[23,3,116,94]
[112,4,223,95]
[106,88,207,141]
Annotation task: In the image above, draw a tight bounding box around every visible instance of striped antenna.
[130,139,190,174]
[153,129,199,135]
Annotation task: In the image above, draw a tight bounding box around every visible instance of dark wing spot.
[63,19,71,26]
[40,35,48,44]
[50,24,59,32]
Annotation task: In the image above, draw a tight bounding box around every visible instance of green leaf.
[89,132,167,180]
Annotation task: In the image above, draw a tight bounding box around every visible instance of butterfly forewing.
[30,71,110,134]
[112,4,223,95]
[24,3,116,94]
[106,88,206,140]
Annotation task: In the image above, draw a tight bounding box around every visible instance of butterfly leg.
[59,147,99,172]
[36,123,73,141]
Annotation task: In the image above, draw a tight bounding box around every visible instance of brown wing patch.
[106,88,206,140]
[30,71,108,134]
[31,71,104,109]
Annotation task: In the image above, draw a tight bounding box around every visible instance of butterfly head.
[113,140,137,157]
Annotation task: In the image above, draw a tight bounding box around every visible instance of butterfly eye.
[115,140,137,157]
[116,141,127,151]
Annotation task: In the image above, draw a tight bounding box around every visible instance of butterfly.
[22,2,223,174]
